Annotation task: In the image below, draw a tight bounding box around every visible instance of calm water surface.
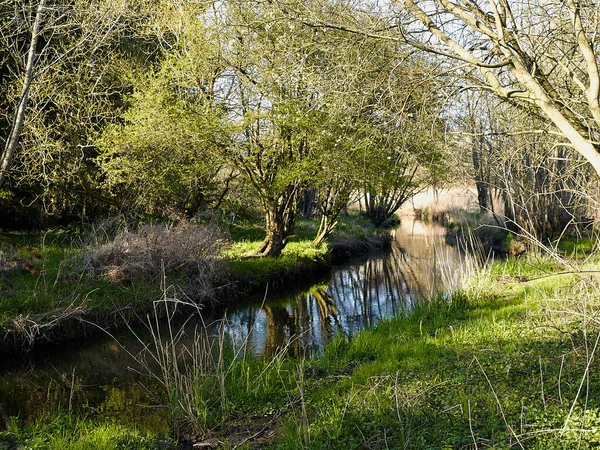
[0,218,471,431]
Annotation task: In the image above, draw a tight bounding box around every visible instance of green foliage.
[0,414,156,450]
[556,235,597,257]
[97,20,227,215]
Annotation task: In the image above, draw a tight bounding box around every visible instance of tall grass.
[110,280,305,443]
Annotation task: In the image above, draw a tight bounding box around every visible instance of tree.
[97,7,229,216]
[453,91,595,240]
[0,0,45,189]
[0,0,165,217]
[398,0,600,178]
[359,68,446,226]
[220,0,337,257]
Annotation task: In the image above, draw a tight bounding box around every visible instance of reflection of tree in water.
[328,249,414,330]
[231,221,465,356]
[262,287,341,358]
[263,306,294,357]
[259,246,431,356]
[0,340,167,431]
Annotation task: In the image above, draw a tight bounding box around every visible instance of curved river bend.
[0,218,473,431]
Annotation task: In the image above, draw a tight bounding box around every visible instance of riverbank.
[3,244,599,449]
[0,214,391,356]
[185,247,600,448]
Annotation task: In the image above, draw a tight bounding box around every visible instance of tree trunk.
[0,0,46,189]
[312,214,338,248]
[472,149,490,214]
[253,207,288,257]
[298,189,315,217]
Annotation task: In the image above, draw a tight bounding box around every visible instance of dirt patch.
[183,409,287,449]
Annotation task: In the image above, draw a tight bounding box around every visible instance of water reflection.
[0,218,468,429]
[222,218,465,357]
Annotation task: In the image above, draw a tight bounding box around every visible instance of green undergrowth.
[267,255,600,449]
[225,213,380,285]
[0,230,159,327]
[0,414,158,450]
[555,235,597,257]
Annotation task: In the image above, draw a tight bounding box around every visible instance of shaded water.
[0,218,471,431]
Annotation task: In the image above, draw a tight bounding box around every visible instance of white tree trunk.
[0,0,46,189]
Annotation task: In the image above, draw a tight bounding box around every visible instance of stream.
[0,218,474,432]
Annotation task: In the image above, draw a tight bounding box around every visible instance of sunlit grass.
[225,213,380,284]
[266,254,600,448]
[4,228,600,448]
[0,415,157,450]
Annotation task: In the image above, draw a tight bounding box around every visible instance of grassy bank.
[278,256,600,448]
[0,213,389,355]
[190,248,600,448]
[4,244,599,449]
[226,214,390,291]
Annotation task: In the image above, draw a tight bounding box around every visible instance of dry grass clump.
[82,222,228,287]
[0,246,20,274]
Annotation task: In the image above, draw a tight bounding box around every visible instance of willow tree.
[260,0,449,235]
[221,1,331,257]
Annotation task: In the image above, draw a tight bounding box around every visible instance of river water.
[0,218,473,432]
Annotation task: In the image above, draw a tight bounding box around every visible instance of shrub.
[82,222,228,291]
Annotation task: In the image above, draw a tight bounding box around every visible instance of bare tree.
[397,0,600,177]
[0,0,45,188]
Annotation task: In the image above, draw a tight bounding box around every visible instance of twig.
[475,357,525,449]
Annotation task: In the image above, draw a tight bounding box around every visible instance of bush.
[82,222,228,288]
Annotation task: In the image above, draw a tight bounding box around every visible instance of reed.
[111,278,305,444]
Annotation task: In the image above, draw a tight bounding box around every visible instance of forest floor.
[2,215,600,449]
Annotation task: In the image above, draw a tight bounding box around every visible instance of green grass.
[0,229,159,327]
[224,213,380,286]
[0,414,158,450]
[3,250,600,448]
[119,251,600,448]
[263,255,600,449]
[142,252,598,448]
[555,235,597,257]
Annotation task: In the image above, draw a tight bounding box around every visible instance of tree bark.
[472,149,490,214]
[312,214,338,248]
[0,0,46,189]
[253,206,289,257]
